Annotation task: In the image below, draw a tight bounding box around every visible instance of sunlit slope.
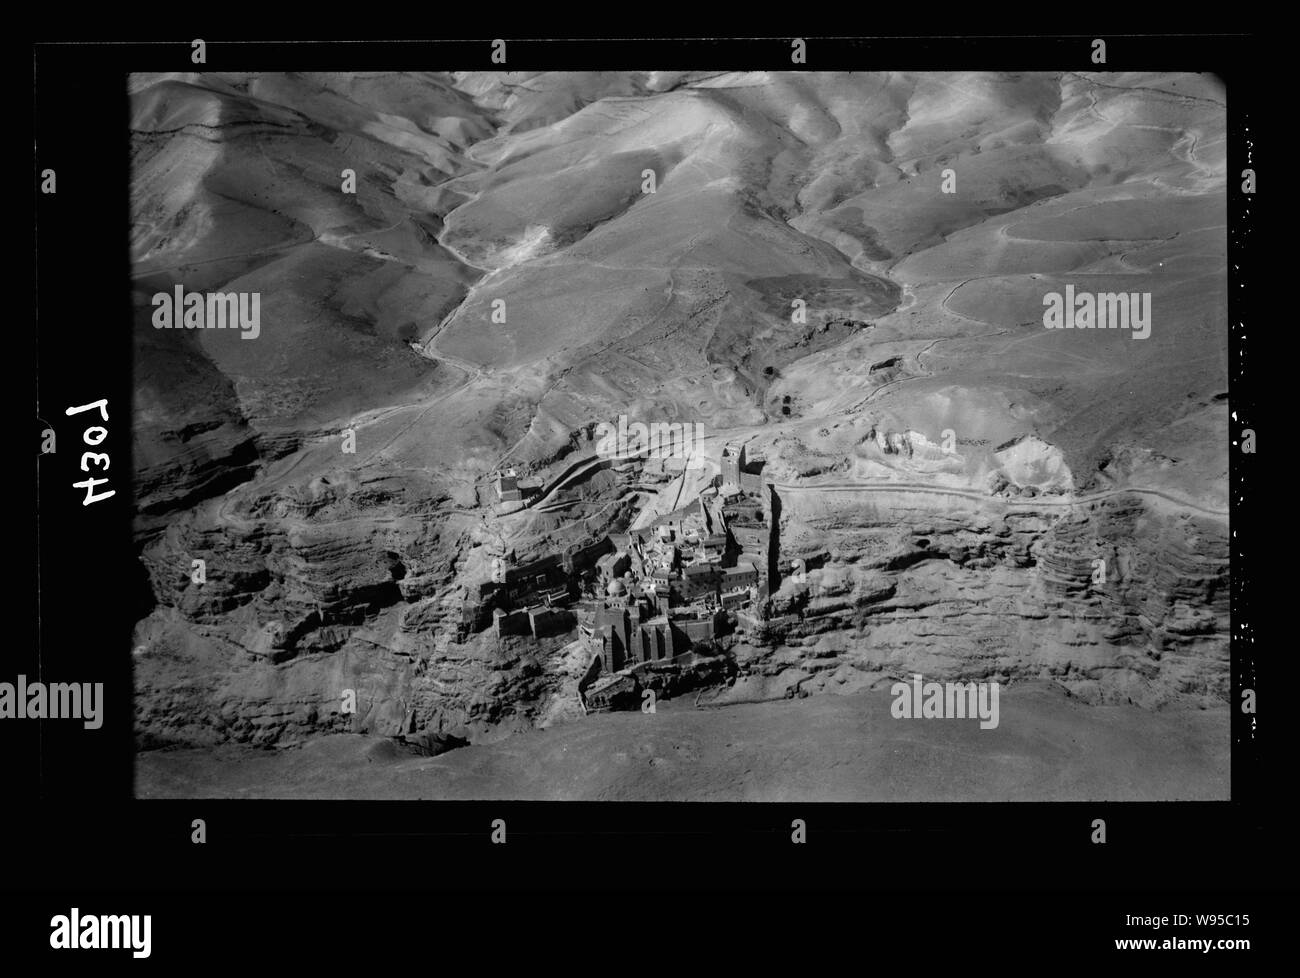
[131,70,1227,511]
[129,72,495,513]
[428,86,903,451]
[417,71,1223,499]
[744,71,1226,501]
[128,71,1233,770]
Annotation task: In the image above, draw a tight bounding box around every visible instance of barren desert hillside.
[129,71,1228,798]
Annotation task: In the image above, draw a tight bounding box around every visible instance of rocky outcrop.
[132,466,599,748]
[128,70,1230,765]
[747,490,1228,709]
[133,457,1228,754]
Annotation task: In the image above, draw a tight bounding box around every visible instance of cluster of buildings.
[487,553,575,639]
[466,442,777,714]
[459,538,614,642]
[575,443,774,709]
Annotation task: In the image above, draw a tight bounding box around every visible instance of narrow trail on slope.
[1061,71,1226,110]
[773,479,1228,519]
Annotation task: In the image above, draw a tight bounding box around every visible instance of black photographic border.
[22,32,1268,915]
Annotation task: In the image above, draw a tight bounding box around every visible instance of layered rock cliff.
[129,70,1229,759]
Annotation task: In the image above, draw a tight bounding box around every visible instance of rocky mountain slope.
[129,71,1228,782]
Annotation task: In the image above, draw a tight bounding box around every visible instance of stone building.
[723,493,769,587]
[527,605,571,638]
[564,536,614,576]
[584,673,639,712]
[721,443,744,489]
[595,549,631,585]
[494,604,571,639]
[492,607,531,638]
[721,560,759,592]
[502,554,568,605]
[698,534,728,562]
[590,579,690,672]
[494,469,523,503]
[680,563,720,602]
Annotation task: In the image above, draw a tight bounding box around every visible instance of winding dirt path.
[773,479,1227,519]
